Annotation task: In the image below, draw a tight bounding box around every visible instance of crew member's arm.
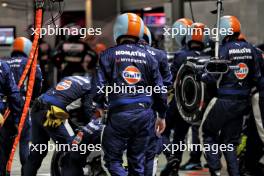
[151,59,168,118]
[252,47,263,91]
[82,92,95,124]
[3,62,22,124]
[150,59,168,134]
[170,52,186,82]
[93,52,111,109]
[159,51,172,87]
[82,77,97,123]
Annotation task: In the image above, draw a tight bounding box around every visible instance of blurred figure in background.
[52,23,94,79]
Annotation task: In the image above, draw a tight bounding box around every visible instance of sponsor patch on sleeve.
[56,80,72,91]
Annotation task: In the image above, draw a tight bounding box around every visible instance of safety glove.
[72,118,104,145]
[83,118,103,134]
[0,113,4,127]
[43,118,64,128]
[237,135,247,156]
[167,85,175,103]
[43,105,69,128]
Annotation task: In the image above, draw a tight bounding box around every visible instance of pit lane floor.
[11,148,228,176]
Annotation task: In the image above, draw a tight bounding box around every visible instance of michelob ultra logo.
[122,66,142,84]
[56,80,72,90]
[234,63,249,80]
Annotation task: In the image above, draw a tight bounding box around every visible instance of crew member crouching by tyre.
[160,22,210,176]
[139,26,172,176]
[23,75,97,176]
[200,16,261,176]
[96,13,167,176]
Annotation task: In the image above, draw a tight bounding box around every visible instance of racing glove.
[43,118,64,128]
[0,113,4,127]
[83,118,103,135]
[43,105,69,128]
[237,135,247,156]
[73,118,104,144]
[167,87,175,103]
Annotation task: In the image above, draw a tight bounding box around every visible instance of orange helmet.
[219,15,241,42]
[12,37,32,57]
[176,18,193,26]
[113,13,144,43]
[172,18,193,46]
[94,43,107,54]
[143,26,152,46]
[185,22,209,46]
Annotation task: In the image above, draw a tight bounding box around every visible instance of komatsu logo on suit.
[56,80,72,90]
[229,48,251,54]
[116,50,146,57]
[234,63,249,80]
[122,66,142,84]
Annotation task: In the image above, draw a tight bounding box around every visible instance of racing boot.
[209,169,221,176]
[160,158,180,176]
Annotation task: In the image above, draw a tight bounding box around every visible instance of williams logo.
[234,63,248,80]
[122,66,142,84]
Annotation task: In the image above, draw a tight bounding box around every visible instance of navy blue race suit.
[0,61,22,175]
[139,42,172,176]
[96,43,167,176]
[3,52,42,172]
[23,75,95,176]
[201,40,261,176]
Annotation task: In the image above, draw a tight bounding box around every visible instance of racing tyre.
[174,59,214,125]
[51,151,106,176]
[51,151,65,176]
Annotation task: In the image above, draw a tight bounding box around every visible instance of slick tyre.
[51,151,65,176]
[174,61,212,125]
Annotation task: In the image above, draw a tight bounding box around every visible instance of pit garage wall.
[90,0,119,47]
[0,0,263,56]
[0,0,86,57]
[0,1,33,56]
